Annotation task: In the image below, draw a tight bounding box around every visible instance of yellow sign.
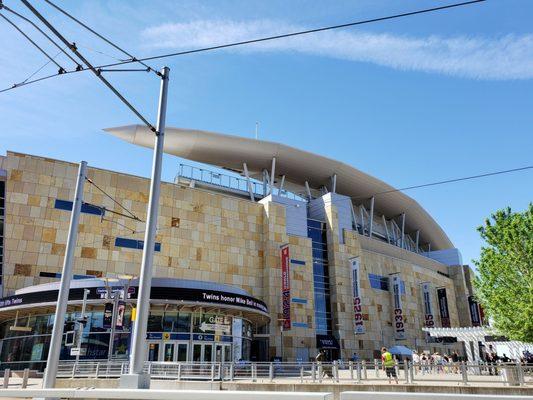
[163,332,171,341]
[131,307,137,321]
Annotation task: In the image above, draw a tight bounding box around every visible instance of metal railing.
[49,360,532,387]
[176,163,307,202]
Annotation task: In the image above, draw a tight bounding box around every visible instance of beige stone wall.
[1,151,468,361]
[2,152,265,298]
[324,200,464,360]
[1,151,317,360]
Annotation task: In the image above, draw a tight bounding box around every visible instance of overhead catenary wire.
[351,165,533,201]
[18,46,65,84]
[19,0,155,131]
[44,0,159,76]
[0,12,66,73]
[2,4,81,68]
[0,0,486,94]
[85,176,142,221]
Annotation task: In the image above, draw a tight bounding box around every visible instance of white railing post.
[404,360,409,384]
[312,362,316,382]
[21,368,29,389]
[177,363,181,381]
[461,361,469,385]
[269,362,274,382]
[3,368,9,389]
[373,360,378,377]
[230,362,234,381]
[356,361,362,383]
[333,360,339,382]
[409,361,415,384]
[252,362,257,382]
[318,363,323,383]
[516,360,525,386]
[211,363,215,382]
[349,361,353,380]
[300,364,304,383]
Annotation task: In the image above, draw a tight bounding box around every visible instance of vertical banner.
[350,257,365,334]
[115,300,126,329]
[103,302,114,329]
[468,295,481,327]
[281,245,291,330]
[421,283,435,328]
[437,288,451,327]
[390,274,406,340]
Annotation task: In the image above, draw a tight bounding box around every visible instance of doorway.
[147,341,189,362]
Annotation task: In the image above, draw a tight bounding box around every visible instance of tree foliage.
[473,204,533,342]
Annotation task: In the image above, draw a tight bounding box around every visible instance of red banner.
[281,245,291,330]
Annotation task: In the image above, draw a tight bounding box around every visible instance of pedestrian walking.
[381,347,398,384]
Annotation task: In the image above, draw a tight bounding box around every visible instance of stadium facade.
[0,126,483,370]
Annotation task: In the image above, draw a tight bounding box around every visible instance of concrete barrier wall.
[341,392,532,400]
[0,388,334,400]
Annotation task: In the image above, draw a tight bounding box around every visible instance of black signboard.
[437,288,450,327]
[0,285,268,314]
[316,335,340,350]
[103,302,113,329]
[468,295,481,327]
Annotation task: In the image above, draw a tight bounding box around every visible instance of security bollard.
[404,361,409,384]
[177,363,182,381]
[318,363,323,383]
[3,368,9,389]
[312,362,316,382]
[269,362,274,382]
[300,364,304,383]
[230,362,234,381]
[21,368,29,389]
[409,361,415,384]
[356,361,362,384]
[334,360,339,382]
[363,360,367,379]
[374,360,379,377]
[349,361,354,380]
[211,363,215,381]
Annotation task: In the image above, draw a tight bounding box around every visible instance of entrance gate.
[147,340,230,362]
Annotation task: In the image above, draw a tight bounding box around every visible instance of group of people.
[412,350,461,374]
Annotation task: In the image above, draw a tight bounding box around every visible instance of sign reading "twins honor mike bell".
[281,245,291,330]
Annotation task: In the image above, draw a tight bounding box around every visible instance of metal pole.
[75,289,90,365]
[368,197,375,238]
[400,212,406,249]
[108,292,119,361]
[42,161,87,389]
[126,67,170,385]
[280,325,284,361]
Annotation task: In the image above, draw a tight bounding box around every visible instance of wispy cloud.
[141,20,533,80]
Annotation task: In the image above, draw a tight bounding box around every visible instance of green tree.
[473,204,533,342]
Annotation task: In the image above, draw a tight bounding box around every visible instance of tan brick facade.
[0,151,472,361]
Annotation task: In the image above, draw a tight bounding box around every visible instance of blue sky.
[0,0,531,266]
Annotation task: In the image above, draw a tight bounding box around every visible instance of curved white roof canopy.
[104,125,453,250]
